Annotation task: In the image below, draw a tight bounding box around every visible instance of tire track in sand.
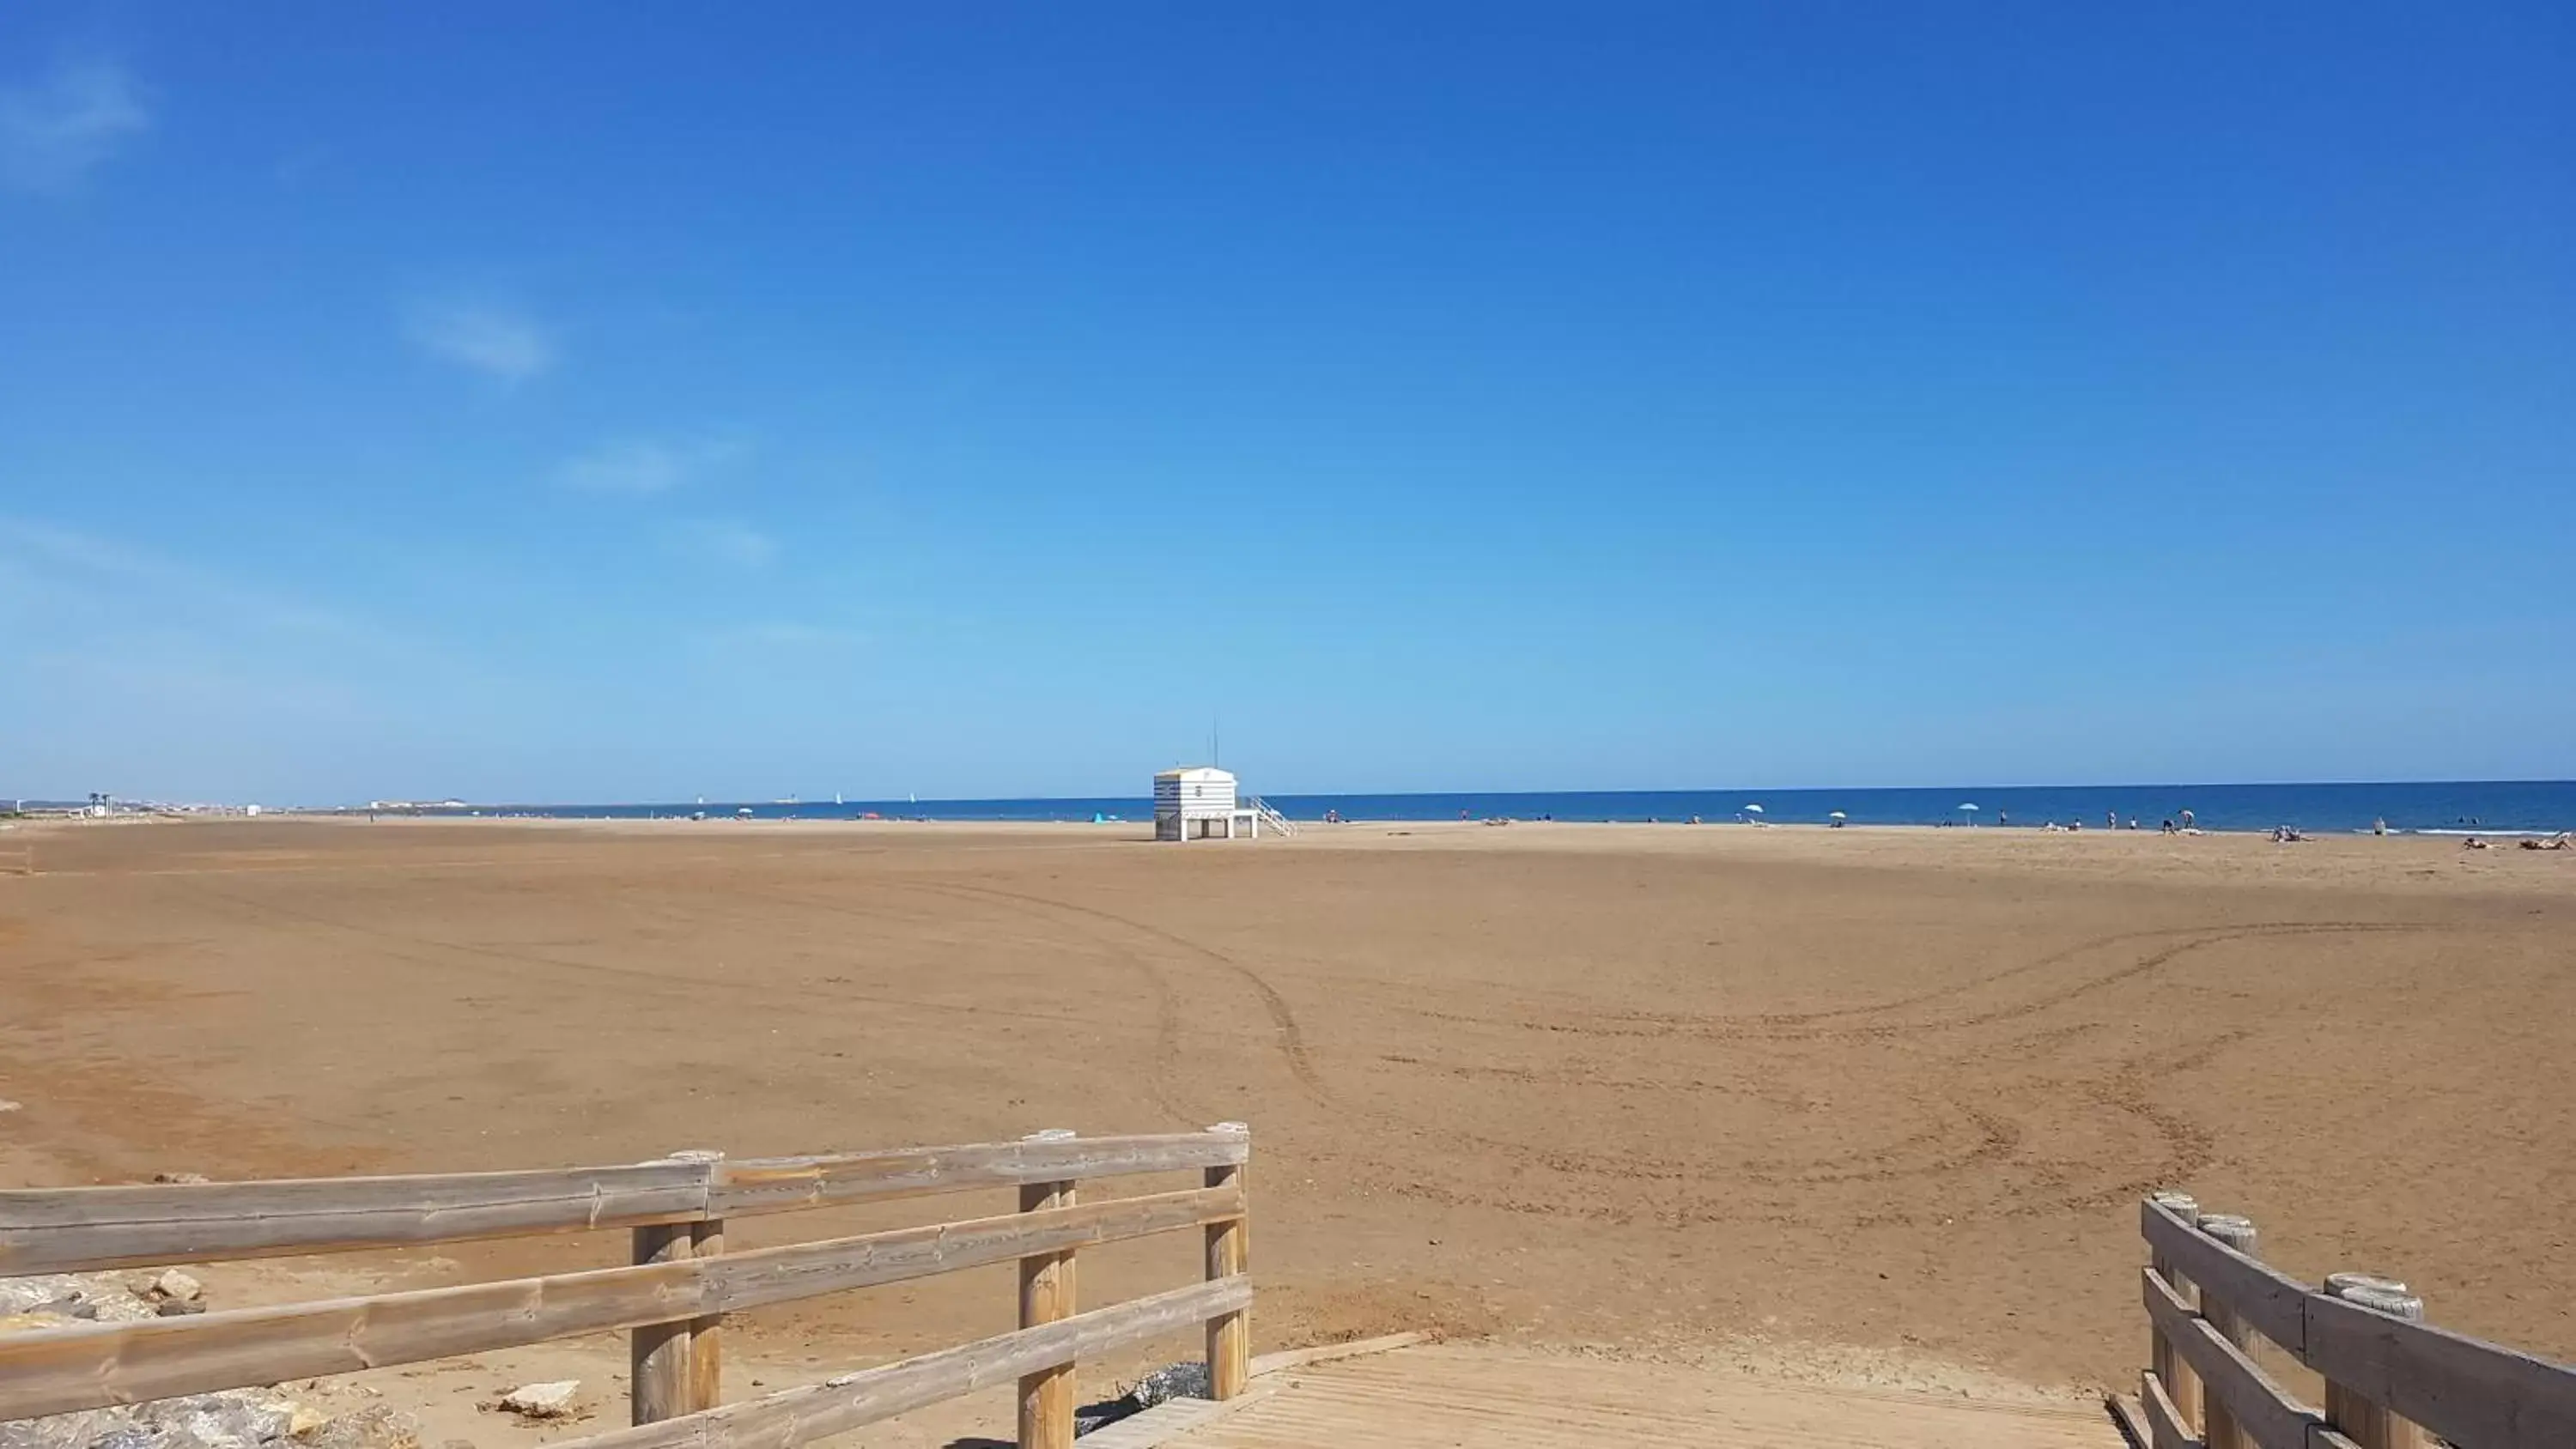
[1391,920,2439,1044]
[904,878,1334,1111]
[1347,923,2442,1226]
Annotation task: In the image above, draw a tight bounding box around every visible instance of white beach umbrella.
[1743,803,1764,814]
[1828,810,1847,820]
[1958,803,1979,812]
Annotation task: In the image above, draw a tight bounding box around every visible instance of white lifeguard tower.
[1154,767,1292,841]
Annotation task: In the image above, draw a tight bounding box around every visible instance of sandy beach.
[2,815,2570,1403]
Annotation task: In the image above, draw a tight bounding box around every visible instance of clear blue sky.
[3,3,2569,804]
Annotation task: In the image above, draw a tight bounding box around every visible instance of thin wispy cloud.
[681,519,780,568]
[0,60,151,193]
[690,621,866,651]
[403,299,555,384]
[0,517,362,640]
[559,435,750,495]
[1,516,527,803]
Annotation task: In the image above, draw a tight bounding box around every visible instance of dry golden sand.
[2,816,2571,1401]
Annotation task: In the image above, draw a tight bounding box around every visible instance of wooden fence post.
[2148,1191,2202,1434]
[2323,1274,2428,1449]
[1018,1130,1079,1449]
[676,1149,726,1414]
[630,1149,721,1426]
[1203,1122,1250,1401]
[2196,1213,2259,1449]
[629,1222,694,1425]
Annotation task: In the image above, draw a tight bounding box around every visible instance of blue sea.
[368,780,2576,835]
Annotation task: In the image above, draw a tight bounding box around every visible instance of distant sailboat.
[835,791,843,806]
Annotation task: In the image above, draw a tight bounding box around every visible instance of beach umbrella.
[1958,803,1979,812]
[1828,810,1846,820]
[1743,803,1764,814]
[1958,803,1980,824]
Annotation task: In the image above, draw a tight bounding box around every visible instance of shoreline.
[221,811,2571,840]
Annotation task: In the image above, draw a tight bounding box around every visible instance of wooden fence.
[0,1124,1254,1449]
[2118,1191,2576,1449]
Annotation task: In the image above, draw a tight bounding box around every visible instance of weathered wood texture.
[2135,1196,2576,1449]
[1017,1143,1078,1449]
[0,1162,712,1275]
[689,1216,725,1415]
[710,1133,1250,1217]
[2138,1371,2200,1449]
[2318,1277,2420,1449]
[1180,1343,2121,1449]
[632,1223,696,1426]
[2193,1216,2262,1449]
[2142,1198,2306,1354]
[0,1185,1244,1420]
[551,1277,1255,1449]
[2143,1268,2317,1449]
[2146,1192,2204,1436]
[2305,1290,2576,1449]
[0,1132,1250,1276]
[1203,1155,1249,1401]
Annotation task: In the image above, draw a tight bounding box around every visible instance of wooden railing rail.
[0,1125,1254,1449]
[2122,1192,2576,1449]
[0,1131,1250,1276]
[557,1277,1255,1449]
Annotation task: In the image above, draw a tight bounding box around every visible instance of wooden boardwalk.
[1140,1343,2120,1449]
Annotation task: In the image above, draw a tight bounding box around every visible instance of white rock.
[497,1381,581,1419]
[154,1269,206,1302]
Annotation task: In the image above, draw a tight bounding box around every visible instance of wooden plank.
[1074,1381,1282,1449]
[0,1185,1245,1421]
[2142,1198,2307,1355]
[552,1277,1256,1449]
[0,1161,713,1275]
[2303,1288,2576,1449]
[1249,1331,1425,1378]
[2109,1393,2155,1449]
[710,1132,1249,1217]
[708,1185,1238,1315]
[2141,1371,2202,1449]
[2143,1269,2318,1449]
